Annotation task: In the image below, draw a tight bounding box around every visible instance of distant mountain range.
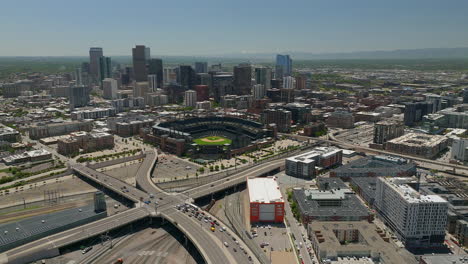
[215,47,468,60]
[1,47,467,63]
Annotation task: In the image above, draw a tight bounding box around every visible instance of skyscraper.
[283,76,296,89]
[89,47,103,82]
[233,64,252,95]
[296,75,307,89]
[148,74,158,92]
[132,45,148,82]
[275,54,292,79]
[148,58,163,88]
[75,68,82,86]
[194,62,208,73]
[212,74,234,102]
[98,56,111,82]
[102,78,118,100]
[255,67,272,90]
[178,65,195,90]
[69,85,90,110]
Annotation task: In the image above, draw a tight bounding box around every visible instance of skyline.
[1,0,468,56]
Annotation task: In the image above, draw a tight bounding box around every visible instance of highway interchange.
[3,132,468,264]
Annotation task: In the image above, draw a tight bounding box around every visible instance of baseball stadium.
[150,116,276,159]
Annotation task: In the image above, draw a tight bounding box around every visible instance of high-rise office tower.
[255,67,272,90]
[296,75,307,89]
[132,45,148,82]
[403,102,434,126]
[275,54,292,79]
[253,84,266,100]
[463,88,468,104]
[99,56,112,82]
[102,78,118,100]
[75,68,82,86]
[148,74,158,92]
[194,62,208,73]
[233,64,252,95]
[184,90,197,107]
[283,76,296,89]
[145,47,151,61]
[178,65,195,90]
[69,85,90,110]
[212,74,234,102]
[89,47,103,82]
[148,58,163,88]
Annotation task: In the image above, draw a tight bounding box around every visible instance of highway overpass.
[0,207,150,264]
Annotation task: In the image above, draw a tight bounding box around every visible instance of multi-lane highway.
[134,150,260,264]
[0,207,150,264]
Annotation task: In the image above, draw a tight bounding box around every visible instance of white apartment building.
[374,177,448,249]
[451,136,468,162]
[253,84,266,100]
[184,90,197,107]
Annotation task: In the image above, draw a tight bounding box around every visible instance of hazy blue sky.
[1,0,467,56]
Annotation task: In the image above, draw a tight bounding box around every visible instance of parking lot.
[152,154,200,181]
[251,223,292,253]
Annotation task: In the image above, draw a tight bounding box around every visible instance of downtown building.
[374,177,448,249]
[184,90,197,107]
[69,85,90,109]
[261,108,292,133]
[326,110,355,129]
[89,47,103,83]
[57,131,114,156]
[372,120,405,146]
[286,147,342,178]
[102,78,118,99]
[275,54,292,79]
[233,64,252,95]
[29,121,93,140]
[385,133,448,159]
[132,45,149,82]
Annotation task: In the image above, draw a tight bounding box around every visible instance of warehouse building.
[247,177,284,223]
[2,149,52,165]
[292,178,370,223]
[330,155,416,180]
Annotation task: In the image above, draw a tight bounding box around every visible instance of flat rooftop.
[248,177,283,203]
[384,178,447,204]
[309,221,416,264]
[286,147,341,164]
[387,133,447,147]
[293,189,369,218]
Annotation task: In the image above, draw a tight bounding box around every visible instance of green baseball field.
[193,136,232,146]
